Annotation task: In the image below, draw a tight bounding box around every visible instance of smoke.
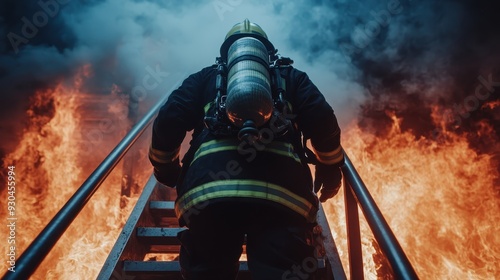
[282,0,499,136]
[350,0,500,144]
[1,0,498,158]
[0,0,359,157]
[0,0,216,156]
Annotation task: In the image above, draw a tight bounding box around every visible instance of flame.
[483,100,500,110]
[325,112,500,279]
[1,64,498,279]
[0,66,149,279]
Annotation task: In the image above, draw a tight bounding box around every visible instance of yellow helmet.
[220,19,275,61]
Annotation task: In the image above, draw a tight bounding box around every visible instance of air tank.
[225,37,273,128]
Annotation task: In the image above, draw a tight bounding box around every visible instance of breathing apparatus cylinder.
[225,37,273,142]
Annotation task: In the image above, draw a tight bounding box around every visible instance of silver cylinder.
[225,37,273,128]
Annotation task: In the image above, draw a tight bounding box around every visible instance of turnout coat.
[149,64,344,226]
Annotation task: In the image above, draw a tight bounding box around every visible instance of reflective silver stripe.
[149,145,180,164]
[315,145,344,165]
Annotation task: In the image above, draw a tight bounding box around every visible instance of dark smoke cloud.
[0,0,75,156]
[281,0,499,154]
[0,0,211,156]
[0,0,358,158]
[1,0,498,164]
[351,0,500,140]
[248,0,500,188]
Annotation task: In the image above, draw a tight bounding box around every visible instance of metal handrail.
[342,153,419,279]
[2,82,180,280]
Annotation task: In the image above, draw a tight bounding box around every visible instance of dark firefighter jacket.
[149,64,344,225]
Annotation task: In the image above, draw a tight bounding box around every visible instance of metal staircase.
[97,175,345,280]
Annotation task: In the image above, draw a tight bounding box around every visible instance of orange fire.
[483,100,500,110]
[0,66,149,279]
[1,65,498,280]
[324,110,500,279]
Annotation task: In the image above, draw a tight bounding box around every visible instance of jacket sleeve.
[289,68,344,167]
[149,68,208,166]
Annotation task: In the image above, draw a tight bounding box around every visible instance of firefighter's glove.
[153,158,181,188]
[314,164,342,202]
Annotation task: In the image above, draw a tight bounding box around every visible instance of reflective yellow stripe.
[149,146,180,164]
[191,139,236,164]
[204,101,214,114]
[191,139,301,165]
[315,145,344,165]
[175,179,316,221]
[181,191,309,219]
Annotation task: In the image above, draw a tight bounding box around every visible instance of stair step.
[100,180,343,280]
[124,260,249,272]
[123,261,251,280]
[136,227,184,245]
[149,201,176,217]
[149,201,178,227]
[146,245,181,254]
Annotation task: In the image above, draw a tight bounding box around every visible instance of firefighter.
[149,19,344,280]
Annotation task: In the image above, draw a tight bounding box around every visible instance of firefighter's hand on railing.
[314,164,343,202]
[153,158,181,188]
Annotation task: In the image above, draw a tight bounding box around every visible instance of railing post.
[342,154,419,280]
[344,181,364,280]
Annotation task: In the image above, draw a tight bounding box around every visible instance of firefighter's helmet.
[220,19,275,61]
